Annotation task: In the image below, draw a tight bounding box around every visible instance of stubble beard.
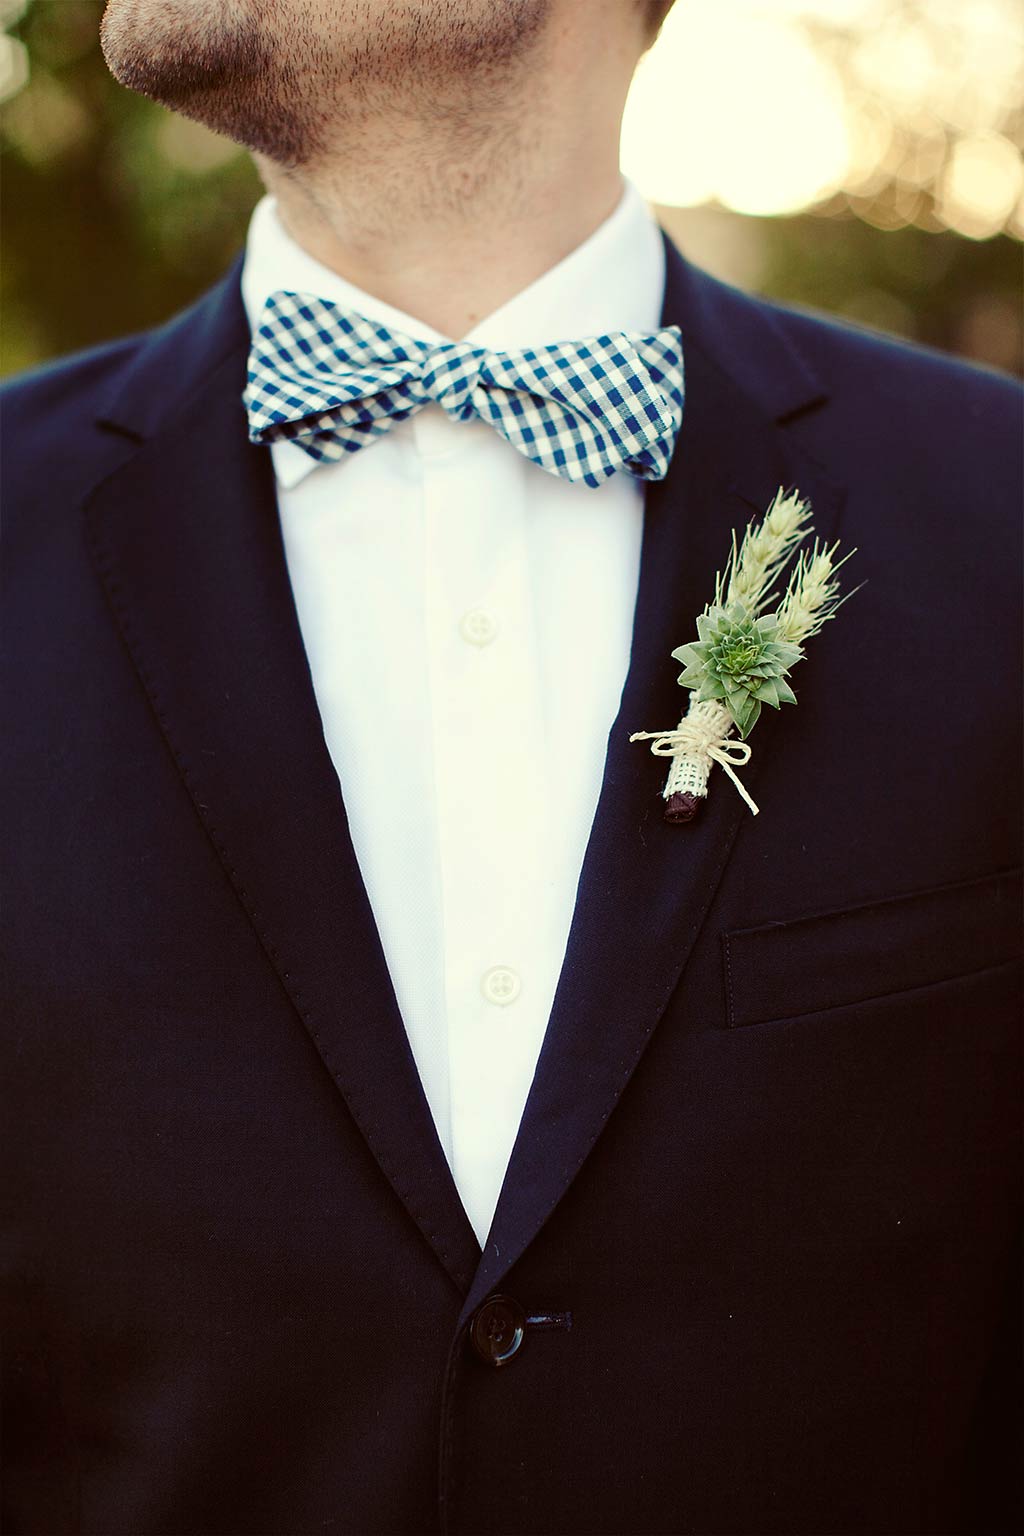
[100,0,552,169]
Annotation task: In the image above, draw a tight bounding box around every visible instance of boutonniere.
[630,488,858,822]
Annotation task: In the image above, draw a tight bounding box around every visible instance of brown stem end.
[663,791,702,824]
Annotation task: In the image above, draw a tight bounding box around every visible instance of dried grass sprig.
[630,486,860,822]
[776,538,862,645]
[715,488,812,617]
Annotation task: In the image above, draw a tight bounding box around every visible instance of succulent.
[671,601,803,738]
[633,490,858,820]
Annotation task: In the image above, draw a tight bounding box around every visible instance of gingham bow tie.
[244,290,685,488]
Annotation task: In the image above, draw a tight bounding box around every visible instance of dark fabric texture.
[2,236,1021,1536]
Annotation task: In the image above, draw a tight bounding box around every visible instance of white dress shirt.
[241,180,666,1244]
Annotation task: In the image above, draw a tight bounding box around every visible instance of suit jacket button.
[469,1295,527,1367]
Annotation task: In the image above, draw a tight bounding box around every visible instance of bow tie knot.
[419,341,488,422]
[244,290,685,488]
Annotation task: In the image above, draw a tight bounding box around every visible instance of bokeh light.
[1,0,1021,378]
[623,0,1024,238]
[939,134,1023,238]
[622,5,851,215]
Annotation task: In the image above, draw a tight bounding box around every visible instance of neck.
[254,19,638,338]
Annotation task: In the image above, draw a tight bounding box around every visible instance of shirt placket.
[416,405,556,1246]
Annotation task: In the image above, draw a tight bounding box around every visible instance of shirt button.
[459,608,499,646]
[481,966,521,1006]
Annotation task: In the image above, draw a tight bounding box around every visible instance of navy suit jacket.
[2,236,1021,1535]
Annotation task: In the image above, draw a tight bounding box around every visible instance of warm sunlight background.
[2,0,1022,375]
[624,0,1022,237]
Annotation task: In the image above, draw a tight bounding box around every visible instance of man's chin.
[100,0,268,112]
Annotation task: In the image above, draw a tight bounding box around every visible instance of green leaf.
[675,642,709,666]
[765,640,803,667]
[678,665,706,689]
[752,677,781,707]
[697,675,728,699]
[741,698,762,737]
[728,693,761,737]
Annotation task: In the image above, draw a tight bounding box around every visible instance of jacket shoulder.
[0,330,150,411]
[717,283,1023,522]
[1,331,148,433]
[0,332,160,567]
[758,289,1022,427]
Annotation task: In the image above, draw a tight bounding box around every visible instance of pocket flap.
[723,868,1021,1028]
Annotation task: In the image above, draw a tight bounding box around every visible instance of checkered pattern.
[244,290,685,488]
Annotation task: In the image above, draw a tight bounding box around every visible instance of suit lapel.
[461,241,844,1319]
[85,269,481,1294]
[83,242,843,1312]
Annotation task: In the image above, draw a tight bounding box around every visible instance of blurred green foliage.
[757,213,1022,376]
[2,0,261,375]
[2,0,1021,378]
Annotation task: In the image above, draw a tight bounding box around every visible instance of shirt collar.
[240,177,666,489]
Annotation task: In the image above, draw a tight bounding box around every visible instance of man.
[2,0,1020,1531]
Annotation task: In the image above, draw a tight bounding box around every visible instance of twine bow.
[629,712,760,816]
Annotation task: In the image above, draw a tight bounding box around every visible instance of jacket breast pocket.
[722,868,1022,1028]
